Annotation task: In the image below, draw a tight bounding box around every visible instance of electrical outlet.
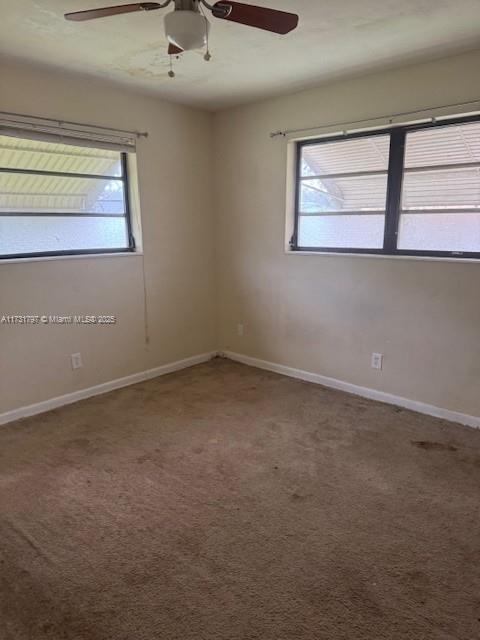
[71,353,83,370]
[237,323,245,337]
[371,352,383,371]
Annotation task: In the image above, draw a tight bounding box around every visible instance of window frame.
[0,146,135,261]
[291,114,480,260]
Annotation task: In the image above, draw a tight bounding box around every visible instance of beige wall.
[2,50,480,420]
[214,50,480,418]
[0,59,215,414]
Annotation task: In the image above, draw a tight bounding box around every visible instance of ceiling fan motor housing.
[164,6,209,51]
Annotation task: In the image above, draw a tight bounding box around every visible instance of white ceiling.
[1,0,480,110]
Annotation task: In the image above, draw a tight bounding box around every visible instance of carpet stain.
[411,440,458,452]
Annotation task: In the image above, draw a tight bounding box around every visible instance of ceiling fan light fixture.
[164,10,209,51]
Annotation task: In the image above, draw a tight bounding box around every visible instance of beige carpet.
[1,358,479,639]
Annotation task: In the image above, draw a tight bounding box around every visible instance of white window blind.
[297,134,390,250]
[399,121,480,253]
[0,117,137,259]
[292,116,480,258]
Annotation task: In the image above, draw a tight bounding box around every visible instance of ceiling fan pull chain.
[168,55,176,78]
[199,1,212,61]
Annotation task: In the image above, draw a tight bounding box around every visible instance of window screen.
[293,116,480,259]
[399,122,480,253]
[297,134,390,250]
[0,134,134,259]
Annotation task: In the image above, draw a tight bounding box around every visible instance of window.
[292,115,480,259]
[0,134,134,259]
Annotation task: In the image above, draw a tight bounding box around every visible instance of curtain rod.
[0,110,148,139]
[269,98,480,139]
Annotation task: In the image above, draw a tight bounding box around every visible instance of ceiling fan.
[65,1,299,72]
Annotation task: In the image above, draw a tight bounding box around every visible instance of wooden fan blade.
[168,43,184,55]
[65,2,161,21]
[212,1,298,34]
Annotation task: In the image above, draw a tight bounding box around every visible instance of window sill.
[285,249,479,264]
[0,251,143,265]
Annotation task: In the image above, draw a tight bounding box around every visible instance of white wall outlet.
[371,352,384,371]
[71,353,83,370]
[237,323,245,337]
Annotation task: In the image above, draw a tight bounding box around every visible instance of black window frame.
[0,146,135,261]
[291,114,480,260]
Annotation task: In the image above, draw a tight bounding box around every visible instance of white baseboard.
[223,351,480,430]
[3,349,478,431]
[0,352,217,427]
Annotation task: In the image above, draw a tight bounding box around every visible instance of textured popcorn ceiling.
[1,0,480,110]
